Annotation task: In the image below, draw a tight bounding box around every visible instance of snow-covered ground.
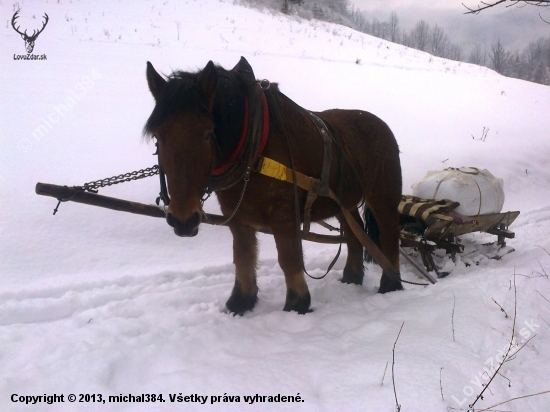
[1,1,550,411]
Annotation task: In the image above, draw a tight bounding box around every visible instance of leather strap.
[309,112,332,197]
[257,156,428,286]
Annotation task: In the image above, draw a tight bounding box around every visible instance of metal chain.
[51,164,161,215]
[202,168,250,226]
[76,165,160,193]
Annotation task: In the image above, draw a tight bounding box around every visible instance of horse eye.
[205,132,215,141]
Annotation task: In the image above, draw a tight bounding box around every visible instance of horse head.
[144,61,219,237]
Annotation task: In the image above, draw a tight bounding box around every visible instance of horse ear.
[146,61,166,101]
[198,60,218,111]
[232,56,255,83]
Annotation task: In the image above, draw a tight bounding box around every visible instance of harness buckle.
[258,79,270,90]
[252,156,264,173]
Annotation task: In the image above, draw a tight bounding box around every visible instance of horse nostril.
[189,211,201,228]
[165,211,201,237]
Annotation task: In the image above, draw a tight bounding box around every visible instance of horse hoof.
[283,289,311,314]
[378,269,404,294]
[225,292,258,315]
[378,280,404,294]
[283,305,313,314]
[340,267,364,285]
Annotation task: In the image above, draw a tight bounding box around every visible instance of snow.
[1,0,550,411]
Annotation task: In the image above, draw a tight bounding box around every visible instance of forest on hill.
[243,0,550,85]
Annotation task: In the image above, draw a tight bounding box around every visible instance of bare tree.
[509,50,525,78]
[410,20,431,51]
[313,3,325,20]
[469,43,487,65]
[400,32,413,48]
[282,0,289,14]
[370,17,389,40]
[532,55,550,83]
[491,39,509,73]
[430,24,449,57]
[350,7,368,31]
[329,0,350,14]
[448,43,463,61]
[259,1,550,86]
[388,11,400,43]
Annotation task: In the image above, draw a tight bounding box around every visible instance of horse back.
[319,109,402,205]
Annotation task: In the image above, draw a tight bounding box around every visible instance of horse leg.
[225,223,259,315]
[340,208,365,285]
[272,228,311,314]
[373,207,403,293]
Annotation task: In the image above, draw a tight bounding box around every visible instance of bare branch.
[392,322,405,412]
[452,292,456,341]
[504,334,537,363]
[381,361,389,386]
[492,298,509,318]
[440,367,444,401]
[469,275,518,409]
[538,260,548,278]
[448,405,518,411]
[496,370,511,387]
[464,0,550,15]
[463,0,507,14]
[484,389,550,410]
[538,314,550,327]
[536,290,550,304]
[535,244,550,257]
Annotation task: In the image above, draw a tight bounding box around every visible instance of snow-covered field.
[1,1,550,411]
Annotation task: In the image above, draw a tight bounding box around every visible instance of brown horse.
[144,57,402,314]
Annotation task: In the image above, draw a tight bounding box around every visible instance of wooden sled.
[398,195,520,277]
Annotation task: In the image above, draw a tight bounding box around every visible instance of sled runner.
[398,195,519,277]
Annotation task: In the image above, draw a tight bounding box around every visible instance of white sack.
[411,167,505,216]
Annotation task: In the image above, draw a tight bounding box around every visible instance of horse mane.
[143,71,210,138]
[143,65,247,163]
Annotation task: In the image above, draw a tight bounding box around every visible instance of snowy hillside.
[1,1,550,411]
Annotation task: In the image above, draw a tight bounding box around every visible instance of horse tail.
[362,206,381,263]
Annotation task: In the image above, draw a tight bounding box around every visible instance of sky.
[350,0,550,53]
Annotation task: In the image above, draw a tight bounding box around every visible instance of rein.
[263,89,343,280]
[201,80,269,226]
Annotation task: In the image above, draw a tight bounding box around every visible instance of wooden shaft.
[301,232,344,244]
[35,182,166,218]
[327,188,402,280]
[35,182,344,244]
[340,206,398,274]
[398,247,437,284]
[258,157,402,275]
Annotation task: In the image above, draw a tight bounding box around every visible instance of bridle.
[154,67,270,227]
[154,141,171,207]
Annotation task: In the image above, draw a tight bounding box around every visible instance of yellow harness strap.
[257,156,286,180]
[257,157,314,192]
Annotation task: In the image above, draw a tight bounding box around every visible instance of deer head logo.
[12,11,49,54]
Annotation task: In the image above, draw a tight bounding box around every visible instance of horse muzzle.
[166,211,201,237]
